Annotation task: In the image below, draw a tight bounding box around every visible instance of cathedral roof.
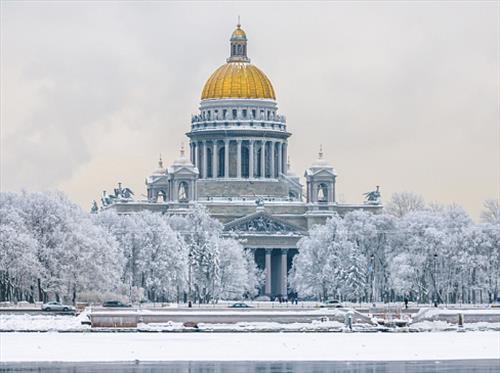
[201,24,276,100]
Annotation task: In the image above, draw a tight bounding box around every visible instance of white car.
[41,301,74,312]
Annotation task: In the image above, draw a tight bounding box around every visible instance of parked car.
[102,300,132,308]
[41,301,75,312]
[229,302,252,308]
[320,300,343,308]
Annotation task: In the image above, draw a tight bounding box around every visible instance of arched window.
[218,146,225,177]
[232,45,236,55]
[317,183,328,203]
[241,146,249,178]
[158,190,167,202]
[178,182,189,202]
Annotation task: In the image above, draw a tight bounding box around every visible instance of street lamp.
[188,252,193,307]
[433,253,438,307]
[370,254,375,304]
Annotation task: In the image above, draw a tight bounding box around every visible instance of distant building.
[102,24,382,298]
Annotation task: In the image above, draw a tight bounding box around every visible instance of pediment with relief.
[224,211,306,235]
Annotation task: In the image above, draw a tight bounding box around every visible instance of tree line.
[290,193,499,304]
[0,191,260,304]
[0,191,498,304]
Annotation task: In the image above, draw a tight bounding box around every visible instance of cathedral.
[102,23,382,298]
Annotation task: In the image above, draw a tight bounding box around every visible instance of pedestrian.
[404,297,408,309]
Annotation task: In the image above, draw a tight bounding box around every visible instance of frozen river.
[1,360,499,372]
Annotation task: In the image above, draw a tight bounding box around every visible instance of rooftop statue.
[90,200,99,213]
[363,186,381,204]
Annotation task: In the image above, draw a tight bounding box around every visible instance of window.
[242,109,247,118]
[222,109,227,119]
[241,146,249,178]
[232,109,237,119]
[218,147,225,177]
[252,109,256,118]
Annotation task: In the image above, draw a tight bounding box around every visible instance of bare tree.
[385,192,425,217]
[480,199,500,224]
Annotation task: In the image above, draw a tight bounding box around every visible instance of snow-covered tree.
[94,210,188,302]
[0,191,124,303]
[165,204,258,302]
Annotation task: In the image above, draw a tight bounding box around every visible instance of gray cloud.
[1,2,498,218]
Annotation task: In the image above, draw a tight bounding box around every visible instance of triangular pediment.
[306,168,336,178]
[149,175,169,185]
[168,166,198,176]
[224,211,306,235]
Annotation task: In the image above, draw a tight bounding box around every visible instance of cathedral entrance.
[253,248,298,299]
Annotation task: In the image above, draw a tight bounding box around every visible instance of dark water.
[1,360,499,373]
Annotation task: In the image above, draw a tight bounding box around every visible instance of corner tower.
[188,24,297,201]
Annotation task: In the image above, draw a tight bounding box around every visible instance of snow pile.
[138,320,348,332]
[0,313,90,332]
[410,320,500,332]
[413,307,500,322]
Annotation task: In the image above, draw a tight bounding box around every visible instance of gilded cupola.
[201,24,276,100]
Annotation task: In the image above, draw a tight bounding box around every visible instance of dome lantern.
[227,22,249,63]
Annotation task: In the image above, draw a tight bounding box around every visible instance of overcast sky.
[1,1,499,219]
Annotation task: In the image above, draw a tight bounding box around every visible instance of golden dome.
[231,25,246,39]
[201,62,276,100]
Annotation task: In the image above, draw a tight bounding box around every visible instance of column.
[212,142,218,178]
[265,249,272,295]
[236,139,242,178]
[283,142,288,174]
[260,140,266,178]
[190,142,194,164]
[281,249,288,298]
[277,142,282,176]
[270,141,275,178]
[194,142,199,169]
[202,141,207,179]
[224,139,229,178]
[249,140,254,178]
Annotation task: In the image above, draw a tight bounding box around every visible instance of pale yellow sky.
[1,1,499,219]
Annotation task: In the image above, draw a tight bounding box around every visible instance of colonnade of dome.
[190,138,288,179]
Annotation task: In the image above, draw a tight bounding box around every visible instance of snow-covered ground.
[137,320,349,332]
[1,312,498,332]
[1,332,499,362]
[0,313,90,332]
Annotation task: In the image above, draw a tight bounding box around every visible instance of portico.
[224,209,305,298]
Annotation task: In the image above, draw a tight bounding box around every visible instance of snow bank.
[0,313,90,332]
[1,331,498,362]
[410,320,500,332]
[413,307,500,323]
[137,320,347,332]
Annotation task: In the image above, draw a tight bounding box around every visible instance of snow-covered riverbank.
[1,332,498,362]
